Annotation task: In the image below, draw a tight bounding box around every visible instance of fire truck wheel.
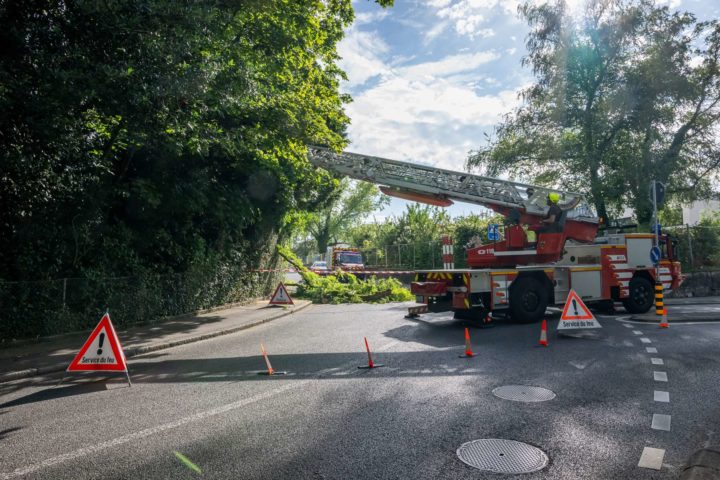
[622,276,653,313]
[509,276,549,323]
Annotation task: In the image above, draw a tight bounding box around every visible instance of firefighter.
[538,192,562,233]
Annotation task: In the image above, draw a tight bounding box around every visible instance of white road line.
[654,391,670,403]
[651,414,671,431]
[1,339,402,479]
[640,337,652,344]
[619,318,720,326]
[651,358,664,365]
[654,371,668,382]
[638,447,665,470]
[0,382,304,480]
[633,330,643,335]
[646,347,658,353]
[623,324,633,328]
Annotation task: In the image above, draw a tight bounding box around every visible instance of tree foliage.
[306,179,389,253]
[341,204,502,268]
[0,0,393,337]
[0,0,370,282]
[468,0,720,225]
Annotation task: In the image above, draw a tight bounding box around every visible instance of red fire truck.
[308,147,684,323]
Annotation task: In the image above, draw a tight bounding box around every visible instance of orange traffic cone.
[539,319,548,347]
[258,343,286,375]
[459,327,475,358]
[659,308,669,328]
[358,337,384,369]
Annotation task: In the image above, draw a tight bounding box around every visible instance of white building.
[682,200,720,226]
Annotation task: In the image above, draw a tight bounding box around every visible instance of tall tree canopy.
[0,0,390,282]
[467,0,720,224]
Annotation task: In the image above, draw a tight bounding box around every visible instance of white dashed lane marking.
[638,447,665,470]
[623,324,633,328]
[654,391,670,403]
[651,414,671,431]
[632,324,672,472]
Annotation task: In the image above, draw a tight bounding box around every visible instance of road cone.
[258,343,286,375]
[539,319,548,347]
[459,327,475,358]
[358,337,384,369]
[659,308,669,328]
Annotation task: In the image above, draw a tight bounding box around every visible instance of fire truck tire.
[509,276,549,323]
[622,276,653,313]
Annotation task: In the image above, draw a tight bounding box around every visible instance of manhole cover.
[493,385,556,402]
[457,439,549,474]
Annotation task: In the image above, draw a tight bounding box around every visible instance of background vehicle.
[310,261,329,273]
[325,243,365,272]
[308,147,683,323]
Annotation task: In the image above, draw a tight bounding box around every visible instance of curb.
[681,447,720,479]
[1,297,266,348]
[0,301,311,385]
[630,315,720,323]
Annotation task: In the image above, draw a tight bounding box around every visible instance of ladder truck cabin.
[308,147,684,324]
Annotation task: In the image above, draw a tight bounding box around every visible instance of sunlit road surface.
[1,303,720,479]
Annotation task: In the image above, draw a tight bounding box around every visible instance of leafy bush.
[277,245,413,304]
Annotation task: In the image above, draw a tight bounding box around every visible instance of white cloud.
[346,74,520,170]
[337,28,390,87]
[427,0,452,7]
[337,6,523,173]
[423,21,449,44]
[657,0,682,8]
[433,0,520,38]
[354,9,390,25]
[398,51,500,80]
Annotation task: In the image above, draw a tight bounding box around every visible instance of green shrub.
[277,245,413,304]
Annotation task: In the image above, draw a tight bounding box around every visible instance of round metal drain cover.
[457,439,549,474]
[493,385,556,402]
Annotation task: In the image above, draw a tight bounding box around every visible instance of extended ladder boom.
[308,146,597,222]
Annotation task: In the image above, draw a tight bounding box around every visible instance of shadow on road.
[0,380,109,408]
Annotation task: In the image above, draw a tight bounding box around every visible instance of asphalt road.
[1,303,719,479]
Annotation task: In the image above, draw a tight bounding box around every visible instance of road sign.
[650,246,661,265]
[67,313,128,372]
[487,224,499,241]
[269,282,294,305]
[651,223,662,235]
[557,290,602,330]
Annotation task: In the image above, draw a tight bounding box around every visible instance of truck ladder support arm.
[308,146,598,224]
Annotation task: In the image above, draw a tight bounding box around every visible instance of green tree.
[468,1,720,225]
[0,0,393,338]
[307,179,389,253]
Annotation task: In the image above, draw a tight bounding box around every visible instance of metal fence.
[663,224,720,272]
[0,270,282,342]
[359,242,445,270]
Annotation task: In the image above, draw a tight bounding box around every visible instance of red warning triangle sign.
[269,282,294,305]
[67,313,128,372]
[558,289,601,330]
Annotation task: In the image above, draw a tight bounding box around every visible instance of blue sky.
[337,0,718,220]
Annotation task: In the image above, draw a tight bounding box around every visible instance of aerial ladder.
[308,146,683,323]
